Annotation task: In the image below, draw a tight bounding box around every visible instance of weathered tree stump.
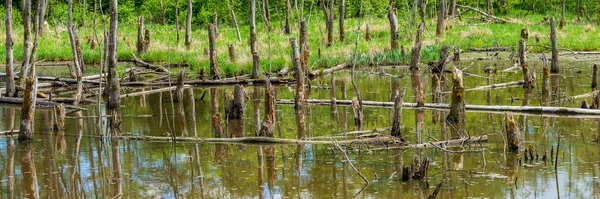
[365,24,371,41]
[259,79,276,137]
[388,3,399,49]
[250,0,259,78]
[391,88,406,141]
[225,85,245,120]
[137,16,145,55]
[447,67,465,128]
[519,39,535,88]
[53,103,65,131]
[228,44,236,63]
[299,19,310,74]
[213,113,225,138]
[143,28,150,52]
[505,112,521,152]
[593,64,598,90]
[338,0,345,42]
[433,45,449,73]
[175,69,185,102]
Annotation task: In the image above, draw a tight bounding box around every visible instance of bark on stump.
[505,112,522,152]
[519,40,535,88]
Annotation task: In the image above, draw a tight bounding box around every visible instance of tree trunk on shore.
[185,0,192,49]
[284,0,291,34]
[208,24,221,80]
[137,16,145,55]
[213,11,219,37]
[159,0,166,25]
[227,0,242,42]
[321,0,334,47]
[436,0,446,37]
[175,0,180,43]
[499,0,507,14]
[107,0,120,111]
[339,0,345,42]
[5,0,15,97]
[550,17,559,73]
[299,19,310,75]
[388,2,399,49]
[410,23,424,71]
[250,0,260,78]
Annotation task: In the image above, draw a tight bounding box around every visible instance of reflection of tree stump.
[259,80,275,137]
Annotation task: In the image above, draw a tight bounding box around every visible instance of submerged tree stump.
[402,156,430,181]
[225,85,245,120]
[175,69,186,103]
[259,80,276,137]
[391,88,406,141]
[447,67,465,132]
[519,39,535,88]
[352,97,363,127]
[505,112,521,152]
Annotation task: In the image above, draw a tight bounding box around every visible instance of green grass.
[1,9,599,77]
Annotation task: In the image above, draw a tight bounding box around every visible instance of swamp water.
[1,52,600,198]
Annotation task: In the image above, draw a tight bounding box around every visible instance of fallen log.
[0,97,86,110]
[120,85,193,98]
[555,90,599,103]
[120,77,294,87]
[461,80,524,92]
[372,135,488,150]
[457,5,510,23]
[131,53,170,73]
[111,135,398,145]
[277,99,600,117]
[308,63,348,78]
[277,67,289,77]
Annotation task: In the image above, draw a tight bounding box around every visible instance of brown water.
[2,52,600,198]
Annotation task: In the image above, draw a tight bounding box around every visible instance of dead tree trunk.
[175,0,180,43]
[391,88,406,141]
[446,67,465,128]
[175,69,186,102]
[593,64,598,90]
[450,0,457,16]
[159,0,166,25]
[137,16,145,55]
[291,38,307,139]
[499,0,507,14]
[225,85,245,119]
[208,24,221,80]
[259,80,276,137]
[106,0,120,111]
[53,103,65,131]
[550,17,559,73]
[144,28,151,52]
[505,112,521,152]
[250,0,260,78]
[262,0,271,31]
[320,0,334,47]
[365,24,371,41]
[433,45,449,73]
[388,2,400,49]
[410,23,424,71]
[185,0,192,49]
[67,0,84,106]
[299,19,310,75]
[284,0,291,34]
[436,0,446,36]
[228,44,236,62]
[519,40,535,88]
[213,12,219,37]
[542,53,550,104]
[339,0,345,42]
[227,0,242,42]
[5,0,16,97]
[37,0,48,37]
[19,0,43,141]
[19,0,32,87]
[559,0,565,29]
[485,0,493,15]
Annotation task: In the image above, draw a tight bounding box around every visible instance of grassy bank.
[1,10,599,77]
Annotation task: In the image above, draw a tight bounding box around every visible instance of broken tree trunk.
[291,37,307,138]
[53,103,65,131]
[299,19,310,75]
[542,53,550,104]
[365,24,371,41]
[388,3,400,49]
[436,0,446,36]
[225,85,245,120]
[391,88,406,141]
[137,16,145,55]
[208,24,221,80]
[175,69,186,103]
[107,0,120,111]
[5,0,15,97]
[446,67,466,126]
[185,0,192,49]
[339,0,345,42]
[175,0,180,43]
[250,0,259,78]
[505,112,521,152]
[284,0,291,34]
[259,79,276,137]
[433,45,449,73]
[67,0,84,106]
[550,17,560,73]
[410,23,425,71]
[228,44,236,62]
[519,40,535,88]
[19,77,38,141]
